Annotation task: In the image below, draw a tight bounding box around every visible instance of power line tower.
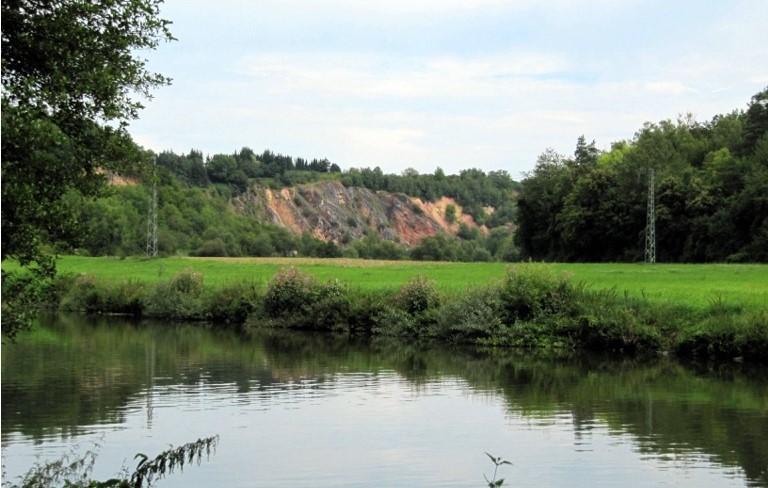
[644,168,656,263]
[146,157,158,257]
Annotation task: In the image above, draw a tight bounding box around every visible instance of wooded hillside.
[516,88,768,263]
[65,87,768,263]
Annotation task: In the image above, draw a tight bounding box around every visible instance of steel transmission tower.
[644,168,656,263]
[146,157,158,257]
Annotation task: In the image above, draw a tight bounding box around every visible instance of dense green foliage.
[1,0,172,266]
[516,89,768,262]
[1,0,173,338]
[65,177,332,258]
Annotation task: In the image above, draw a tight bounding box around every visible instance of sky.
[128,0,768,179]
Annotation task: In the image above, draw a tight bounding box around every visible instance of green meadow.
[48,256,768,312]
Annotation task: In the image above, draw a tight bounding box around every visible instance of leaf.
[134,453,148,468]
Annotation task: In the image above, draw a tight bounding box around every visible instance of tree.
[573,134,600,167]
[739,87,768,157]
[2,0,174,338]
[515,148,571,259]
[445,204,457,224]
[207,154,248,191]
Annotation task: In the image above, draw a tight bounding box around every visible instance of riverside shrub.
[385,275,441,338]
[676,309,768,361]
[145,268,205,319]
[436,285,505,342]
[203,283,258,325]
[306,278,352,330]
[263,268,351,330]
[499,265,575,322]
[395,275,439,315]
[56,274,146,316]
[265,267,320,317]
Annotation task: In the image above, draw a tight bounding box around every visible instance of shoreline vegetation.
[7,256,768,363]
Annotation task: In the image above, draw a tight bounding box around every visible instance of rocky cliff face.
[232,180,482,246]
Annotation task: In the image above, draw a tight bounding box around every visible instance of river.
[2,314,767,487]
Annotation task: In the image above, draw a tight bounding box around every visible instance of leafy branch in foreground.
[129,435,219,488]
[484,452,512,487]
[3,435,219,488]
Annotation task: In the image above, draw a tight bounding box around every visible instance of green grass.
[8,256,768,312]
[549,263,768,312]
[47,256,511,292]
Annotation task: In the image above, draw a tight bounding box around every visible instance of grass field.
[42,256,768,312]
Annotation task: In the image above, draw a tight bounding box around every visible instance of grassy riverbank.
[7,256,762,362]
[39,256,768,312]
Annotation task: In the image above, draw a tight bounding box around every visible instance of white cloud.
[235,51,569,101]
[644,81,695,95]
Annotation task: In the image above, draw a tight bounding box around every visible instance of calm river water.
[2,314,767,487]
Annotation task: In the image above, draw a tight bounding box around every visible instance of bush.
[57,273,99,313]
[379,276,441,338]
[347,291,389,335]
[445,204,457,224]
[565,302,662,354]
[676,309,768,362]
[395,275,439,315]
[193,238,228,257]
[55,274,145,316]
[203,282,259,325]
[264,267,320,317]
[499,265,575,323]
[436,285,505,342]
[170,268,204,295]
[372,306,415,336]
[145,268,205,319]
[99,279,146,316]
[305,278,351,330]
[262,268,351,330]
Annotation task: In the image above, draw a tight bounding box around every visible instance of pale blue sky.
[129,0,768,178]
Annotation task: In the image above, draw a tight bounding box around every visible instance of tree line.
[152,147,521,229]
[154,147,342,191]
[515,88,768,263]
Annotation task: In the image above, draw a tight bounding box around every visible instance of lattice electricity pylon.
[644,168,656,263]
[146,158,158,257]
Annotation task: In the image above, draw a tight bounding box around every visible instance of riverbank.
[34,259,768,363]
[17,255,768,310]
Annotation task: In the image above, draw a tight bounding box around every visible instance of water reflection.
[2,314,767,487]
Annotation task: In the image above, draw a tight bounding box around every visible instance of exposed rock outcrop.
[232,180,482,246]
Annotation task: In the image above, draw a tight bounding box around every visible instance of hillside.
[232,180,484,246]
[78,170,517,261]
